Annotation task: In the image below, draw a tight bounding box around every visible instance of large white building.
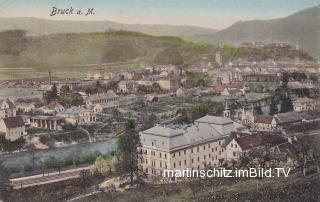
[139,115,245,178]
[57,107,96,125]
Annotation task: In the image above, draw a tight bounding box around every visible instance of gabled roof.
[43,101,64,110]
[213,84,225,94]
[234,133,286,151]
[2,116,24,128]
[254,114,273,124]
[275,111,303,124]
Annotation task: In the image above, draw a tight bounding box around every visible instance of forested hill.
[0,30,314,69]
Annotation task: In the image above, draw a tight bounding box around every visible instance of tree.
[60,85,70,96]
[291,136,313,176]
[311,136,320,175]
[281,73,289,88]
[70,93,84,106]
[92,155,111,175]
[43,83,58,104]
[254,106,263,115]
[269,98,279,115]
[51,83,58,99]
[280,97,293,113]
[0,161,9,201]
[141,113,157,130]
[116,120,140,185]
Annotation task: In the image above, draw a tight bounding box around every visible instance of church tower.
[223,100,231,119]
[215,45,223,67]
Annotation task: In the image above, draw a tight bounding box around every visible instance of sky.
[0,0,319,29]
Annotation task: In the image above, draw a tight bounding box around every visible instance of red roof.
[254,114,273,124]
[213,84,225,94]
[235,133,286,151]
[44,101,64,110]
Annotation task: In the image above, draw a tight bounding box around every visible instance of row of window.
[144,150,168,159]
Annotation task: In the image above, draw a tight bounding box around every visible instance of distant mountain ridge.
[186,6,320,57]
[0,17,217,37]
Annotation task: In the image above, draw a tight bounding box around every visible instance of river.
[0,138,117,175]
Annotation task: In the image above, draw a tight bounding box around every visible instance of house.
[158,77,180,91]
[139,115,245,178]
[273,111,303,127]
[293,97,316,112]
[57,107,96,125]
[0,99,16,118]
[117,81,138,94]
[0,116,26,141]
[93,103,119,114]
[224,132,286,161]
[253,114,274,131]
[43,101,65,114]
[85,91,119,109]
[145,95,158,103]
[213,84,225,95]
[15,101,36,112]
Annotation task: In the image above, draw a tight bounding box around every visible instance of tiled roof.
[235,133,286,151]
[213,84,225,94]
[254,114,273,124]
[44,101,64,110]
[275,112,303,124]
[2,116,24,128]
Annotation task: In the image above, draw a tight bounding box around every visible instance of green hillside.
[0,30,314,80]
[0,30,215,80]
[0,30,214,67]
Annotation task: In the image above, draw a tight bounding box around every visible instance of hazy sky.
[0,0,319,29]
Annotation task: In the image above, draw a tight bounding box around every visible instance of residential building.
[85,91,119,109]
[158,78,180,91]
[0,116,26,141]
[43,101,65,114]
[117,81,138,94]
[139,115,245,178]
[224,132,286,161]
[273,111,303,128]
[253,114,274,131]
[293,97,316,112]
[15,101,36,112]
